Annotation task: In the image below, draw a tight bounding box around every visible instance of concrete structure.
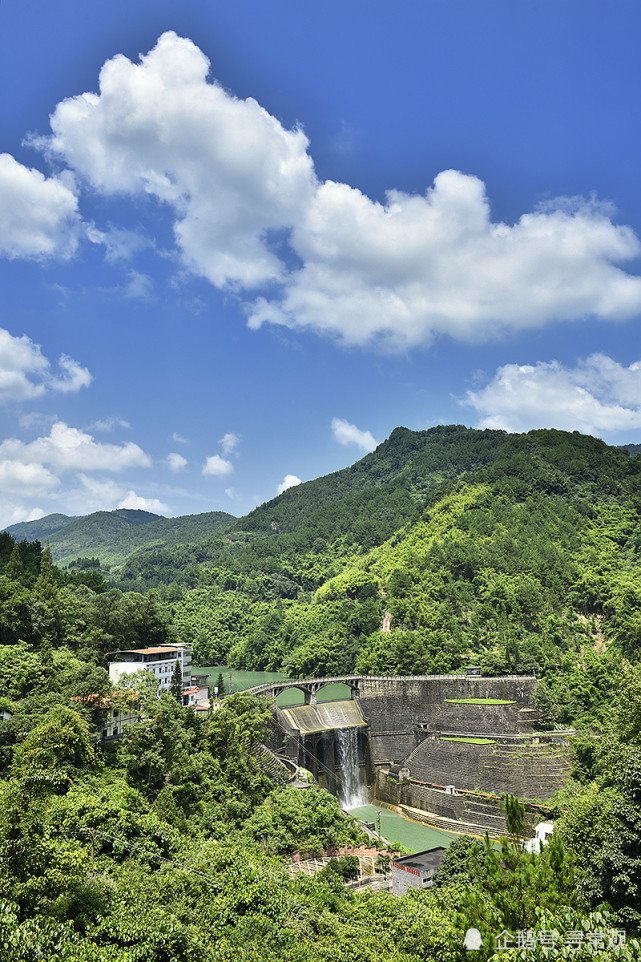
[391,847,446,895]
[108,644,192,692]
[71,693,139,741]
[258,674,572,838]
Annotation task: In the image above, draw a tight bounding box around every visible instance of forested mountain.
[6,425,641,728]
[4,430,641,957]
[117,425,515,592]
[4,508,236,567]
[107,426,641,729]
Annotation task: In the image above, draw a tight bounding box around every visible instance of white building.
[182,684,210,708]
[524,821,554,853]
[108,644,193,693]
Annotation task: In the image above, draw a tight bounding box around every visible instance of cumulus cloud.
[117,490,169,514]
[219,432,240,455]
[277,473,302,494]
[331,417,378,452]
[46,31,315,289]
[0,153,80,260]
[0,421,151,473]
[74,474,125,509]
[0,329,91,402]
[38,33,641,353]
[202,454,233,476]
[63,475,167,516]
[250,177,641,351]
[464,354,641,435]
[167,452,188,472]
[0,460,59,496]
[0,503,46,530]
[48,355,92,393]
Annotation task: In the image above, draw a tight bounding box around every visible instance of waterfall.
[335,727,367,809]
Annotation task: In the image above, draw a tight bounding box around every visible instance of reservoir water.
[346,803,459,853]
[194,665,348,706]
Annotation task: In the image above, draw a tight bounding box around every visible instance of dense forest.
[1,530,641,958]
[87,427,640,730]
[3,426,641,958]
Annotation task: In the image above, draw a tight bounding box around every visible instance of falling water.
[335,727,368,809]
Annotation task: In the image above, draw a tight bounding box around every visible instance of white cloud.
[68,476,166,515]
[172,432,188,444]
[39,33,641,353]
[464,354,641,435]
[0,460,59,496]
[124,270,154,300]
[0,421,151,473]
[250,177,641,351]
[202,454,233,476]
[117,490,169,514]
[277,474,302,495]
[0,503,46,530]
[331,417,378,452]
[73,474,124,510]
[167,452,188,472]
[46,31,315,289]
[0,153,80,260]
[219,432,240,455]
[0,329,91,402]
[48,354,92,393]
[91,416,131,432]
[86,223,150,263]
[224,487,235,499]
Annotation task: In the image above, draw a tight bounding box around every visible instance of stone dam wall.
[354,674,538,767]
[266,674,571,832]
[401,736,571,799]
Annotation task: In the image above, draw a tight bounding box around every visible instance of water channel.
[346,803,459,852]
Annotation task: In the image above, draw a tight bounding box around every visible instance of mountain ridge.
[3,507,237,567]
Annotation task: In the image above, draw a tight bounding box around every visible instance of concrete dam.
[253,674,572,837]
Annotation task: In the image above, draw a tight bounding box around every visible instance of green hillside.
[4,508,236,567]
[3,429,641,953]
[100,425,641,731]
[4,512,80,543]
[117,425,513,592]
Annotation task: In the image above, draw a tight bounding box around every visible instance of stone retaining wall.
[402,736,571,799]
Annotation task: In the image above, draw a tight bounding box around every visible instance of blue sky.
[1,0,641,527]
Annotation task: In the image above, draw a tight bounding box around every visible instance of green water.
[347,804,459,853]
[194,665,350,707]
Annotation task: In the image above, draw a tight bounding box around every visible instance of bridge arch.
[315,681,353,702]
[248,674,363,706]
[274,687,306,709]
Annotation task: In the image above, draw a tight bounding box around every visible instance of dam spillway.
[281,699,367,734]
[260,674,573,837]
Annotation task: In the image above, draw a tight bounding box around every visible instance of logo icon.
[464,928,483,951]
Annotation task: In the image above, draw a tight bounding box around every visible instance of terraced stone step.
[400,805,505,838]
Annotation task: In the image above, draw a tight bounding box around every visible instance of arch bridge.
[247,674,364,706]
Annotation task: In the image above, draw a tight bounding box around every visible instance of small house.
[391,847,447,896]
